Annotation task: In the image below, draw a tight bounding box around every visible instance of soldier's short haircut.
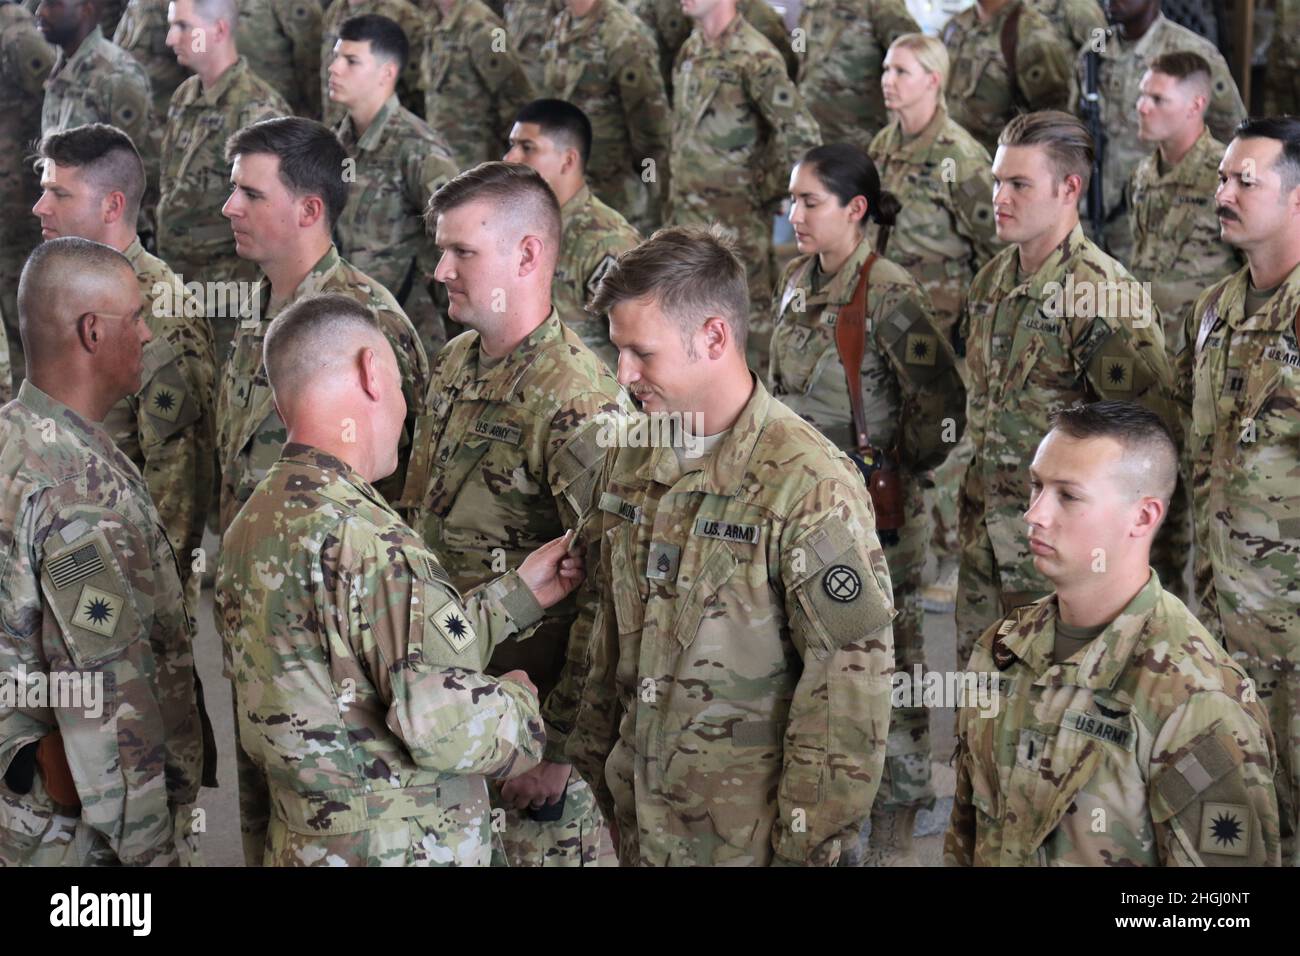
[887,33,950,108]
[17,237,135,363]
[264,293,386,397]
[1049,400,1178,506]
[191,0,238,28]
[1147,50,1212,102]
[226,117,349,230]
[999,110,1094,195]
[338,14,409,71]
[38,123,146,223]
[513,99,593,170]
[425,161,561,253]
[587,223,748,357]
[1233,116,1300,195]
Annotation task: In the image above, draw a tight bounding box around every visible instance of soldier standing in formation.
[318,0,424,127]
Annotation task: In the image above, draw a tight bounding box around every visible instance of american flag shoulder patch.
[46,541,106,590]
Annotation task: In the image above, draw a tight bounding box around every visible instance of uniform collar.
[880,104,951,160]
[464,309,566,399]
[279,442,390,510]
[121,235,146,269]
[17,379,127,466]
[202,55,252,104]
[560,183,593,228]
[698,9,746,51]
[56,25,103,74]
[1106,12,1167,61]
[1210,259,1300,333]
[257,244,345,318]
[345,94,402,152]
[989,223,1089,303]
[1151,127,1219,186]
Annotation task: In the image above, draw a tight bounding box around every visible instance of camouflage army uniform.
[156,56,289,364]
[554,184,640,369]
[101,238,216,618]
[0,381,204,866]
[540,0,671,233]
[795,0,919,151]
[420,0,534,170]
[216,443,547,866]
[1264,0,1300,116]
[113,0,188,145]
[566,378,896,865]
[1027,0,1105,50]
[941,0,1073,156]
[0,0,53,387]
[320,0,426,128]
[629,0,795,91]
[957,224,1183,666]
[504,0,559,91]
[400,311,630,866]
[1072,13,1245,262]
[769,237,965,819]
[946,571,1281,866]
[334,93,456,356]
[239,0,322,117]
[215,244,429,535]
[668,12,821,371]
[1179,262,1300,865]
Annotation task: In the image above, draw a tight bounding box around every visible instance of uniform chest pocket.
[1191,341,1225,439]
[671,546,739,650]
[963,51,1009,105]
[1007,326,1072,397]
[771,312,836,394]
[429,435,494,519]
[350,174,410,248]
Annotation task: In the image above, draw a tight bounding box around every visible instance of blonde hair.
[888,33,950,109]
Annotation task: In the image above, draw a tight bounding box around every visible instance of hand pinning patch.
[822,565,861,603]
[430,600,477,653]
[1199,802,1250,857]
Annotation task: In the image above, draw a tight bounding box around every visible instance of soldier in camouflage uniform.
[504,0,559,91]
[1264,0,1300,117]
[422,0,534,170]
[0,239,205,866]
[113,0,187,142]
[630,0,795,90]
[941,0,1073,157]
[329,14,455,357]
[1072,0,1244,262]
[34,124,216,618]
[946,401,1281,867]
[158,0,289,365]
[956,112,1184,668]
[238,0,321,117]
[1177,117,1300,865]
[771,145,966,864]
[319,0,425,128]
[567,224,896,866]
[505,99,641,368]
[1028,0,1104,50]
[539,0,670,233]
[794,0,919,152]
[0,0,54,390]
[216,293,595,866]
[403,163,630,866]
[668,0,821,372]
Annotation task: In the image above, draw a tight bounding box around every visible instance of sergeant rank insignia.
[431,601,477,653]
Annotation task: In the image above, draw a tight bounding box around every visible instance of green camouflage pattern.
[490,769,602,866]
[795,0,919,151]
[946,571,1281,866]
[215,244,430,533]
[215,443,547,866]
[1027,0,1105,50]
[540,0,670,233]
[113,0,188,138]
[0,381,204,866]
[420,0,534,170]
[320,0,427,128]
[1264,0,1300,116]
[629,0,795,91]
[941,0,1073,156]
[238,0,322,117]
[503,0,560,91]
[567,378,897,866]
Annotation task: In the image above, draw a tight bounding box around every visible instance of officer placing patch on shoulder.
[946,400,1280,867]
[566,224,896,866]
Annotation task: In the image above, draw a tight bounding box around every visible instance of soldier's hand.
[499,760,571,810]
[497,669,538,699]
[517,531,585,608]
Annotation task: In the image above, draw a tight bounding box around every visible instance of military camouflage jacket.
[541,0,670,228]
[216,444,546,866]
[795,0,919,150]
[1265,0,1300,116]
[421,0,535,169]
[215,244,429,532]
[334,94,456,307]
[962,224,1182,596]
[942,0,1072,155]
[402,311,630,763]
[1028,0,1105,50]
[554,184,640,368]
[1128,128,1242,350]
[239,0,322,117]
[320,0,427,127]
[946,571,1280,866]
[868,105,1000,326]
[1178,262,1300,668]
[157,56,290,282]
[0,382,203,866]
[769,235,965,473]
[113,0,188,130]
[630,0,795,88]
[567,378,897,866]
[504,0,560,90]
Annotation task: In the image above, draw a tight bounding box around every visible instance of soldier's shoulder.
[777,251,813,291]
[942,4,977,37]
[976,595,1053,659]
[1191,266,1248,316]
[732,16,786,65]
[169,73,202,108]
[870,253,922,290]
[0,402,124,501]
[580,196,640,247]
[430,328,480,378]
[233,63,290,108]
[969,245,1017,298]
[1016,1,1061,37]
[531,326,626,403]
[1070,233,1139,284]
[937,117,994,166]
[751,396,860,499]
[97,35,149,83]
[1151,16,1230,65]
[332,258,405,313]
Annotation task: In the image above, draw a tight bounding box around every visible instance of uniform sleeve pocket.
[39,527,144,670]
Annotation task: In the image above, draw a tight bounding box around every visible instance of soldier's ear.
[517,233,545,279]
[298,194,326,230]
[358,346,383,401]
[101,189,128,227]
[76,311,101,354]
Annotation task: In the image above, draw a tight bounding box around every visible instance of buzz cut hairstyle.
[38,123,146,223]
[1233,115,1300,195]
[263,293,384,397]
[424,161,561,252]
[999,110,1094,195]
[587,223,749,357]
[17,237,135,359]
[225,117,349,230]
[513,98,594,171]
[192,0,239,28]
[338,14,409,71]
[1049,400,1179,507]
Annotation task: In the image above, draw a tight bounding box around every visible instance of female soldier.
[769,144,966,866]
[871,33,999,613]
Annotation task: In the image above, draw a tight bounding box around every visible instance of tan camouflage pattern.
[0,381,204,865]
[215,443,547,866]
[946,571,1281,867]
[238,0,322,117]
[628,0,795,91]
[1264,0,1300,116]
[567,378,897,866]
[319,0,427,128]
[113,0,188,139]
[1028,0,1105,50]
[503,0,559,91]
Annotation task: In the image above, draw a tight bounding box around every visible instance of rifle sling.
[833,251,880,454]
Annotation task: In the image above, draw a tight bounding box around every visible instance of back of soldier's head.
[339,13,409,71]
[513,98,594,172]
[226,117,349,231]
[17,237,136,367]
[425,161,562,259]
[1233,115,1300,197]
[999,110,1095,195]
[39,123,146,224]
[1048,400,1178,511]
[264,293,391,404]
[1147,50,1212,108]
